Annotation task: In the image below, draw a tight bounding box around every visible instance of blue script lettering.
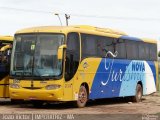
[101,59,123,86]
[101,60,146,86]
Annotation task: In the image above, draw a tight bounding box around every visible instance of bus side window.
[126,41,139,60]
[97,36,115,58]
[149,43,157,61]
[65,32,80,81]
[115,39,126,59]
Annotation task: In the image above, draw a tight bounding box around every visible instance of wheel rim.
[78,87,87,104]
[137,87,142,100]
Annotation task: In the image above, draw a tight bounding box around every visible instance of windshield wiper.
[15,72,23,76]
[23,71,32,76]
[10,71,24,79]
[11,71,32,78]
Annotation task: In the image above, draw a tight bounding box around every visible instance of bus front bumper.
[9,88,64,101]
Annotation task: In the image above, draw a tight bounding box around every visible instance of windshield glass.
[10,34,64,79]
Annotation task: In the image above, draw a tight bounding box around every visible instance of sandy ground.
[0,93,160,120]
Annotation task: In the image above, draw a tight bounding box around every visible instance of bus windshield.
[10,34,64,79]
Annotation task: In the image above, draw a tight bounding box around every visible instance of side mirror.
[57,45,67,60]
[0,45,11,51]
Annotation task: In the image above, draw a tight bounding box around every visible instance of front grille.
[23,87,42,90]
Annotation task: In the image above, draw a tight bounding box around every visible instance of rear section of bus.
[0,35,13,98]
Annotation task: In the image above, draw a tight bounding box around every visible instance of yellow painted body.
[0,76,9,98]
[10,25,122,101]
[155,61,159,90]
[0,35,13,98]
[9,25,158,101]
[9,58,101,101]
[0,35,13,42]
[10,79,64,101]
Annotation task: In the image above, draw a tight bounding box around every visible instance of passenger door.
[64,32,80,100]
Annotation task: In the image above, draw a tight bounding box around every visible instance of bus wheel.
[76,86,88,108]
[132,84,143,102]
[31,100,44,107]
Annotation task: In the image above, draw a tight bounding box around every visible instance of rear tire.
[132,84,143,102]
[75,86,88,108]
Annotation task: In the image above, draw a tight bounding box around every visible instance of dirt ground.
[0,93,160,120]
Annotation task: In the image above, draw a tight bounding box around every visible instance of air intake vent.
[23,87,42,90]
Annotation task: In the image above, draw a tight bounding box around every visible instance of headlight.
[45,84,61,90]
[10,84,20,89]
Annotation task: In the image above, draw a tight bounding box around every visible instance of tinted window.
[81,33,115,59]
[115,39,126,59]
[145,43,150,60]
[65,32,80,81]
[97,36,115,57]
[125,40,157,61]
[126,41,139,59]
[138,43,150,60]
[81,34,98,59]
[139,42,146,60]
[150,43,157,61]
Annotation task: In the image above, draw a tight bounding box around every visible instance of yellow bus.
[0,35,13,98]
[9,25,158,107]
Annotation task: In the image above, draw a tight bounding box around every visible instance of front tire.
[132,84,143,102]
[76,86,88,108]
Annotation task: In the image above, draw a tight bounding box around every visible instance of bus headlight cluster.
[10,84,20,89]
[45,84,61,90]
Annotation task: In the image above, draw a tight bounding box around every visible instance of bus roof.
[15,25,126,36]
[141,38,157,44]
[15,25,157,44]
[120,36,157,44]
[0,35,13,41]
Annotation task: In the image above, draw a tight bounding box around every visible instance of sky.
[0,0,160,48]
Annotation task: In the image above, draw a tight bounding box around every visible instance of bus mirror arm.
[105,51,118,58]
[57,45,67,60]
